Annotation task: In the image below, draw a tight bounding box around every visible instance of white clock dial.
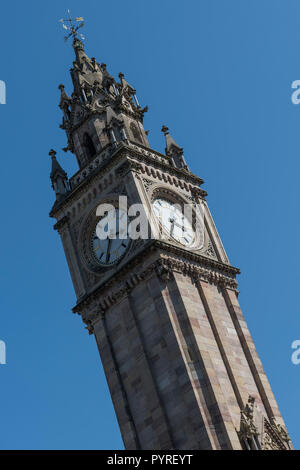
[92,208,130,265]
[152,198,195,247]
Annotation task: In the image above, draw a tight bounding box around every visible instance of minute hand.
[105,238,112,263]
[172,220,185,231]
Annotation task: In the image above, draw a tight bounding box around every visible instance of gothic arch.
[83,132,96,160]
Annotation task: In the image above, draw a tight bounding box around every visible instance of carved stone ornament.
[73,250,239,332]
[237,396,262,450]
[155,259,173,282]
[262,417,292,450]
[237,396,291,450]
[53,215,69,232]
[116,159,142,178]
[206,241,216,258]
[142,178,154,193]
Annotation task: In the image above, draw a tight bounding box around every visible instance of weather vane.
[59,9,85,42]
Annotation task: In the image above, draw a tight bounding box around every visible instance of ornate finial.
[49,149,57,158]
[91,57,97,68]
[161,126,187,169]
[59,10,85,42]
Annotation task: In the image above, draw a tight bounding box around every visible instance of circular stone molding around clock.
[77,197,131,273]
[150,185,205,251]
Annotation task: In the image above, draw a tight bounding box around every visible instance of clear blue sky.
[0,0,299,450]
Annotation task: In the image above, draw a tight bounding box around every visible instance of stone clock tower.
[49,36,291,450]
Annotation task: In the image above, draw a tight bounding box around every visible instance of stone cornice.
[53,215,69,232]
[50,142,206,218]
[154,240,240,276]
[70,142,112,181]
[72,239,240,320]
[49,144,127,218]
[68,141,147,187]
[127,143,205,187]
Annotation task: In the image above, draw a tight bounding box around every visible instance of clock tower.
[49,35,291,450]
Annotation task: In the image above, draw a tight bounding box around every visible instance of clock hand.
[170,219,174,236]
[174,221,185,230]
[106,237,112,263]
[169,218,185,231]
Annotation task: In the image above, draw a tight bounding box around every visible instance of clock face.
[92,208,130,265]
[152,198,195,247]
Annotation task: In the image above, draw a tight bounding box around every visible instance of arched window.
[130,122,143,144]
[83,133,96,160]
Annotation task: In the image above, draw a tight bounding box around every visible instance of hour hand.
[169,218,184,232]
[170,219,174,236]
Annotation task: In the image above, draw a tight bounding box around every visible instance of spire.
[69,40,115,104]
[161,126,188,170]
[58,83,71,105]
[72,36,92,70]
[57,16,149,169]
[161,126,182,154]
[49,149,69,199]
[59,11,105,98]
[118,72,136,95]
[118,72,141,109]
[50,149,67,178]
